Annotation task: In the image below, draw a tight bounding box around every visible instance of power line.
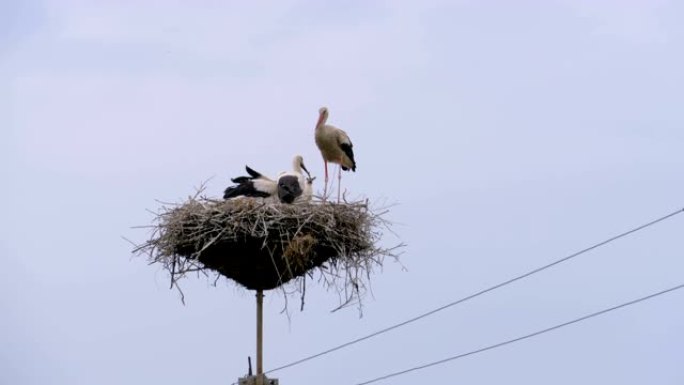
[266,207,684,374]
[354,282,684,384]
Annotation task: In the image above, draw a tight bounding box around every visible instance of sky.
[2,0,684,384]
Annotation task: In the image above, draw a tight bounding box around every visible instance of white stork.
[314,107,356,201]
[275,155,314,204]
[224,155,314,204]
[223,165,277,201]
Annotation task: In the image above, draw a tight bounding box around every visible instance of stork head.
[316,106,329,127]
[293,154,311,178]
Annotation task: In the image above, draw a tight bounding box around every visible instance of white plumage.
[314,106,356,200]
[275,155,313,203]
[224,155,313,204]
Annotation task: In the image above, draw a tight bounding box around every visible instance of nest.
[133,192,401,308]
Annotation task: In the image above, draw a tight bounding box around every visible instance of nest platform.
[135,196,397,296]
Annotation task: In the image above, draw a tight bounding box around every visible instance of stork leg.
[337,163,342,203]
[323,160,329,200]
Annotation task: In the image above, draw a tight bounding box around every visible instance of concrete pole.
[256,290,264,385]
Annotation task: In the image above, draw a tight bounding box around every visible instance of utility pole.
[256,290,264,385]
[237,290,279,385]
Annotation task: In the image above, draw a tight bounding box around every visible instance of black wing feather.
[224,165,272,200]
[223,182,271,199]
[231,176,251,184]
[245,165,262,178]
[339,142,356,172]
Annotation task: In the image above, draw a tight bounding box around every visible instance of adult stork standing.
[224,155,313,204]
[314,107,356,201]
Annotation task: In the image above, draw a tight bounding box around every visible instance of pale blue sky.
[2,1,684,384]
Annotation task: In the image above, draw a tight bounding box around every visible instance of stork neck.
[316,112,327,130]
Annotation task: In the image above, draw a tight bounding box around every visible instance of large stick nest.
[134,192,401,308]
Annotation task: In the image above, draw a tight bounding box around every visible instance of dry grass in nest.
[132,189,402,310]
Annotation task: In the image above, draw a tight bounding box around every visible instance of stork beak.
[301,163,311,178]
